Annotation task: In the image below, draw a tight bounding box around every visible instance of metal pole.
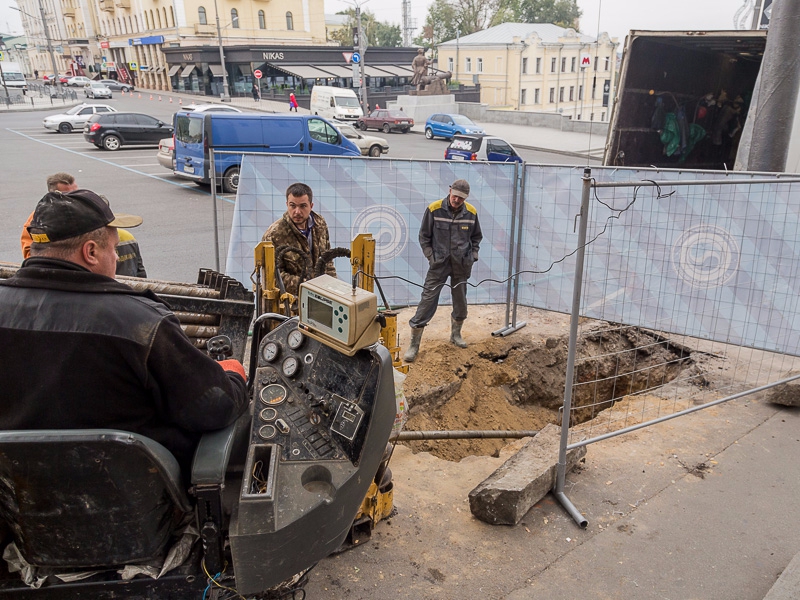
[553,167,592,529]
[37,0,61,92]
[0,59,9,99]
[208,147,221,271]
[357,6,367,112]
[213,0,231,102]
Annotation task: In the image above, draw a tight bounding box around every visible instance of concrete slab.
[764,551,800,599]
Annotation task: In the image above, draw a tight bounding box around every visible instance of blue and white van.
[173,112,361,193]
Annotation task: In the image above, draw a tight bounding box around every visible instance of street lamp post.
[213,0,231,101]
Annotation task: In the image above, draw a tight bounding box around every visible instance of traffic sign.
[342,51,353,63]
[254,69,263,79]
[580,53,591,69]
[0,52,4,61]
[352,52,361,64]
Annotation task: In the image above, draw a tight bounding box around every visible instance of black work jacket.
[0,257,248,473]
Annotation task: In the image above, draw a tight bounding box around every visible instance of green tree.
[491,0,581,28]
[329,9,402,47]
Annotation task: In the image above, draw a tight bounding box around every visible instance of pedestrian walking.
[289,92,298,112]
[252,81,260,102]
[404,179,482,362]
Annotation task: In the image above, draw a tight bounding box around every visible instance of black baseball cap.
[28,189,142,244]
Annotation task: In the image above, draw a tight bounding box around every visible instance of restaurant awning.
[180,65,196,77]
[208,64,224,77]
[270,63,339,79]
[373,64,413,77]
[167,65,181,77]
[363,65,393,77]
[315,64,352,78]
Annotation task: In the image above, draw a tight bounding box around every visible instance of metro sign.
[580,53,592,69]
[342,51,353,64]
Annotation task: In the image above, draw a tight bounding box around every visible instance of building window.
[601,111,606,120]
[559,87,564,102]
[549,87,555,103]
[550,57,556,73]
[569,86,574,101]
[594,56,598,71]
[571,56,576,72]
[465,57,471,72]
[561,57,566,72]
[521,89,526,104]
[231,8,239,28]
[522,57,527,74]
[604,56,610,70]
[534,88,540,104]
[258,10,265,29]
[448,57,453,71]
[579,85,583,100]
[477,57,483,72]
[535,57,541,73]
[286,11,293,30]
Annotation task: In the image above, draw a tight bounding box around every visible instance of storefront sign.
[130,35,165,46]
[262,52,284,60]
[100,41,110,49]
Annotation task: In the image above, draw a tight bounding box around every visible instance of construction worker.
[404,179,482,362]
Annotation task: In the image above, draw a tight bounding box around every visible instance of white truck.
[310,85,363,121]
[0,62,28,92]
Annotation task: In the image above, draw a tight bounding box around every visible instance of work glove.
[219,359,246,383]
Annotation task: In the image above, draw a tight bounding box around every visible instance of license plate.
[183,165,195,174]
[449,155,465,161]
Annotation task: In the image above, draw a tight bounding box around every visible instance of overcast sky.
[0,0,749,41]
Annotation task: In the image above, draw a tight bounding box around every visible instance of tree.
[329,9,402,47]
[491,0,581,29]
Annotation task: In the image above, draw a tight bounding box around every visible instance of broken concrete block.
[766,370,800,407]
[468,423,586,525]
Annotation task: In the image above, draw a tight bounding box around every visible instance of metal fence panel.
[226,154,518,307]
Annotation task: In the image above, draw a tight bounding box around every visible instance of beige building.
[438,23,618,122]
[15,0,327,90]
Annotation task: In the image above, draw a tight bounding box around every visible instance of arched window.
[286,11,293,30]
[170,6,175,27]
[162,8,167,28]
[258,10,265,29]
[198,7,206,25]
[156,9,162,29]
[231,8,239,28]
[143,12,149,29]
[150,10,155,30]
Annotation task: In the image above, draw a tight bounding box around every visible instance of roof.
[439,23,596,46]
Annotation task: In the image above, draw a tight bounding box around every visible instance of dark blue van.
[173,112,361,192]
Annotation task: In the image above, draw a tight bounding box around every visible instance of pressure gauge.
[260,383,287,405]
[282,356,300,378]
[261,341,280,363]
[287,329,305,350]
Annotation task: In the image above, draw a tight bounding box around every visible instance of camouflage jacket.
[262,211,336,297]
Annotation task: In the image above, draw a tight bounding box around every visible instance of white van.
[310,85,363,121]
[0,62,27,92]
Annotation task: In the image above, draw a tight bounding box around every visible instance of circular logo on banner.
[351,205,408,261]
[672,224,740,289]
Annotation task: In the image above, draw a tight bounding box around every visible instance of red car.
[357,109,414,134]
[43,74,70,85]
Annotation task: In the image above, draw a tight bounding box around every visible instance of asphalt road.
[0,94,590,283]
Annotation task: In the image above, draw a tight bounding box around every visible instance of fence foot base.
[554,490,588,528]
[492,321,527,337]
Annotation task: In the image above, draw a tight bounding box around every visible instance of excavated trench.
[401,325,694,462]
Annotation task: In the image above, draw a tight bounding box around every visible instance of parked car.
[84,112,173,151]
[444,135,523,163]
[85,82,113,99]
[157,137,175,170]
[42,103,117,133]
[43,74,69,85]
[183,104,243,113]
[332,120,389,157]
[425,113,485,140]
[66,76,92,87]
[357,109,414,134]
[99,79,134,92]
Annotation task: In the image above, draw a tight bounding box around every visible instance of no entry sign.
[254,69,263,79]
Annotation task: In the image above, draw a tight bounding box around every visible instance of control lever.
[206,335,233,361]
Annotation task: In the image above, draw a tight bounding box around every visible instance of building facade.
[15,0,328,90]
[437,23,618,122]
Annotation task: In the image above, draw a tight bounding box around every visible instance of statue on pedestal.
[410,49,430,88]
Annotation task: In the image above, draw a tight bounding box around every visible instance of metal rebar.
[173,312,220,325]
[390,429,540,441]
[180,324,219,338]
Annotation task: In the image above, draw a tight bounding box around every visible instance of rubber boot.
[450,318,467,348]
[404,327,423,363]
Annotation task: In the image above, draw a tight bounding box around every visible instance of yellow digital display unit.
[298,275,381,356]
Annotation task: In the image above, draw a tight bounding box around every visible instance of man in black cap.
[404,179,483,362]
[0,189,249,476]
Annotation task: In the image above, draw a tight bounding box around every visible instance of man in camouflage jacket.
[262,182,336,300]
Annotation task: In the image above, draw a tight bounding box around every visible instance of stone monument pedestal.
[388,94,458,130]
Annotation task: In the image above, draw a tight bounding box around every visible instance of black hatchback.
[84,112,173,151]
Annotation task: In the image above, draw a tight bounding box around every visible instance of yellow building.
[437,23,618,122]
[15,0,327,90]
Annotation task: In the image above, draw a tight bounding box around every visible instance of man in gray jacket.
[404,179,482,362]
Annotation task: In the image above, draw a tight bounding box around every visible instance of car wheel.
[425,128,434,139]
[58,122,72,134]
[102,135,121,151]
[368,145,382,157]
[360,122,368,131]
[222,166,239,193]
[382,123,391,134]
[121,86,130,92]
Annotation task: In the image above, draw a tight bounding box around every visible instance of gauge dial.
[261,341,280,363]
[258,424,277,440]
[282,356,300,378]
[287,329,305,350]
[260,383,287,405]
[260,407,278,422]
